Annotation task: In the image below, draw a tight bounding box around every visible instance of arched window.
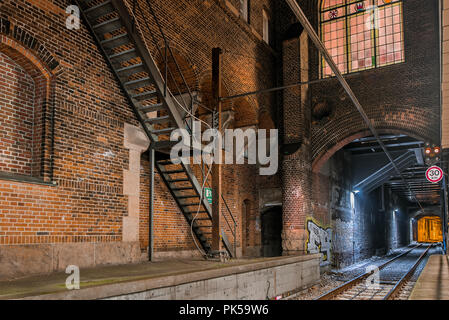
[320,0,404,77]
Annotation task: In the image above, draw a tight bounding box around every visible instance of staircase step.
[157,159,174,165]
[109,48,137,64]
[93,17,123,36]
[193,225,212,230]
[177,195,199,199]
[132,90,157,101]
[116,63,145,78]
[125,77,153,90]
[145,115,170,125]
[162,169,185,174]
[140,103,164,113]
[182,203,201,206]
[82,0,101,7]
[101,33,130,50]
[85,1,114,20]
[150,127,176,135]
[185,212,208,215]
[166,178,190,183]
[171,187,193,191]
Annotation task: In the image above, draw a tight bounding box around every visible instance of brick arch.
[312,128,429,173]
[233,97,258,128]
[0,35,55,180]
[197,72,232,116]
[0,17,59,72]
[154,45,199,94]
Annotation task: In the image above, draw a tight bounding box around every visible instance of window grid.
[320,0,404,78]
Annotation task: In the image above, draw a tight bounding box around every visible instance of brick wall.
[277,0,439,261]
[0,0,279,278]
[310,0,440,168]
[0,52,35,176]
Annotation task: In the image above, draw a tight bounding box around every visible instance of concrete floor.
[0,256,291,300]
[409,254,449,300]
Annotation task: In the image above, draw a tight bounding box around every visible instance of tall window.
[240,0,249,23]
[263,9,269,44]
[320,0,404,77]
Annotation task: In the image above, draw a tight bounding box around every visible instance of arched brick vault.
[312,127,431,174]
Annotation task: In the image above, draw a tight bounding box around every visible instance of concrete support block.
[0,242,143,280]
[123,123,149,242]
[0,244,53,279]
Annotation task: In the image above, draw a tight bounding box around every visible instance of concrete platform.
[0,254,320,300]
[409,255,449,300]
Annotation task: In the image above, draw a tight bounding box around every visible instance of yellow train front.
[417,216,443,243]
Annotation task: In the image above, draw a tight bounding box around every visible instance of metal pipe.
[285,0,425,212]
[220,77,330,101]
[149,146,155,261]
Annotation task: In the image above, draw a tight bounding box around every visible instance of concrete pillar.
[123,123,150,242]
[281,32,311,256]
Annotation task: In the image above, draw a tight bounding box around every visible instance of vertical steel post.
[212,47,223,252]
[149,146,155,261]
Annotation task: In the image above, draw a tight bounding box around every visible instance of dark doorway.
[261,206,282,257]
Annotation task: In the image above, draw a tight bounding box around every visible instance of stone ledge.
[22,254,320,300]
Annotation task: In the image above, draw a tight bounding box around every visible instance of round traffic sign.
[425,166,443,183]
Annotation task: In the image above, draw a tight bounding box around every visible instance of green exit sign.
[204,188,212,204]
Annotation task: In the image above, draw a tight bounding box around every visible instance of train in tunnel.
[415,216,443,243]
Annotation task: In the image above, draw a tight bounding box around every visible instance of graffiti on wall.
[306,218,332,266]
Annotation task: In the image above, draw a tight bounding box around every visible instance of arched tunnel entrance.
[311,133,444,269]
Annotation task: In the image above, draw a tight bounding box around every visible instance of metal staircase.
[77,0,235,257]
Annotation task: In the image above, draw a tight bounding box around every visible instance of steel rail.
[383,244,432,300]
[316,244,422,300]
[285,0,426,212]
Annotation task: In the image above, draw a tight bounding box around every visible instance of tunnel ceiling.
[344,134,441,205]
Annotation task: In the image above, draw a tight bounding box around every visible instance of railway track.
[316,244,433,300]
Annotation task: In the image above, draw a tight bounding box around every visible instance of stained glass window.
[320,0,404,77]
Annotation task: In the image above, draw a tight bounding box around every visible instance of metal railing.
[130,0,238,256]
[132,0,194,121]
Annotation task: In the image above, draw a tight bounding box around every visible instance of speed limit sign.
[425,166,443,183]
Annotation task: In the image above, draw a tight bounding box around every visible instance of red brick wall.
[0,0,278,262]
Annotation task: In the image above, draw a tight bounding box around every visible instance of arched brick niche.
[312,128,430,174]
[0,32,57,182]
